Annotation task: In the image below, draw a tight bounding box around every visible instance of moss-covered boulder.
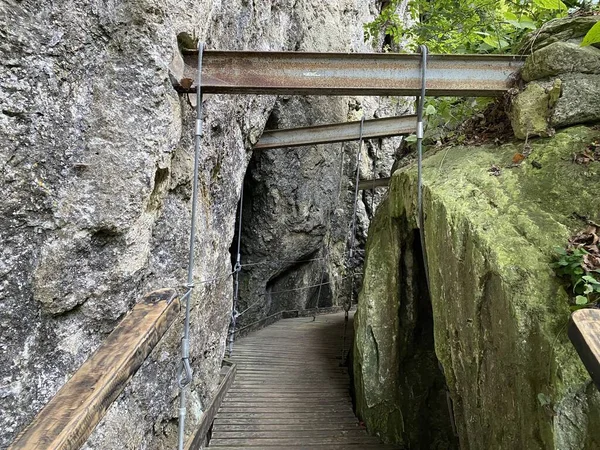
[521,42,600,82]
[511,17,600,139]
[509,80,558,139]
[517,16,600,53]
[353,196,458,448]
[354,126,600,449]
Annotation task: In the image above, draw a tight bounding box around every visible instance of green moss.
[357,125,600,449]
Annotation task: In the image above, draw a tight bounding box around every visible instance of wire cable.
[227,183,244,357]
[417,45,430,288]
[177,41,204,450]
[348,116,365,260]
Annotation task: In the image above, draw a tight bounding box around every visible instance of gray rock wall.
[0,0,400,447]
[236,84,410,329]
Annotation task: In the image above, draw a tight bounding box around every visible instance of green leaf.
[532,0,567,11]
[581,21,600,47]
[425,104,437,115]
[576,295,589,305]
[405,134,417,143]
[570,304,589,311]
[538,393,552,406]
[583,275,600,285]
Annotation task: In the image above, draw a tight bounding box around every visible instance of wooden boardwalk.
[208,312,397,449]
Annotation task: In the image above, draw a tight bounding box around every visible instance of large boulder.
[511,25,600,139]
[521,42,600,82]
[355,125,600,449]
[552,73,600,127]
[509,79,558,140]
[517,15,600,53]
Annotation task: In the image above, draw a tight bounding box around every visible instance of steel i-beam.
[172,50,523,97]
[255,115,418,150]
[358,177,391,190]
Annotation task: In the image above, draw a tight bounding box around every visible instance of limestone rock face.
[237,95,408,326]
[0,0,389,447]
[355,125,600,449]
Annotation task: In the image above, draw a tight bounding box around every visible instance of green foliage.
[364,0,576,54]
[551,247,600,309]
[581,20,600,46]
[403,97,494,146]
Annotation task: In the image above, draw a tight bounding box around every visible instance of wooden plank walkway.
[209,312,397,449]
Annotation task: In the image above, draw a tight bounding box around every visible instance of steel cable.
[177,41,204,450]
[417,45,430,287]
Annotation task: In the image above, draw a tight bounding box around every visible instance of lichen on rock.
[354,125,600,449]
[511,18,600,139]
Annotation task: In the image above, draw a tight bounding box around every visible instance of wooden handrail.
[232,306,347,340]
[9,288,180,450]
[185,359,237,450]
[569,308,600,390]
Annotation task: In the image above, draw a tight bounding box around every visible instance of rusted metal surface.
[173,50,523,97]
[9,289,179,450]
[255,115,417,150]
[358,177,391,190]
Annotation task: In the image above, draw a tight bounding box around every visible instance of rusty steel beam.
[255,115,417,150]
[172,50,523,97]
[358,177,391,190]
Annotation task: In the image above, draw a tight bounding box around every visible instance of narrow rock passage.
[209,312,398,449]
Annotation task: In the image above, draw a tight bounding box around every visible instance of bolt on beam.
[172,50,523,97]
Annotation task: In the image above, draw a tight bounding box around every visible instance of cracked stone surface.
[0,0,409,447]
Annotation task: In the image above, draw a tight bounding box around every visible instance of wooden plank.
[569,309,600,390]
[9,289,179,450]
[185,360,237,450]
[207,313,395,448]
[210,430,374,439]
[209,436,384,446]
[212,423,363,431]
[208,445,399,449]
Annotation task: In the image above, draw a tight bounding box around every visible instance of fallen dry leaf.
[512,153,526,164]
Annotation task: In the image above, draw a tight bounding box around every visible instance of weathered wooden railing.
[231,305,347,341]
[185,359,237,450]
[9,289,179,450]
[569,309,600,390]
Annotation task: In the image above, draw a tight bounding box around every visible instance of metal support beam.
[255,115,417,150]
[172,50,523,97]
[358,177,391,190]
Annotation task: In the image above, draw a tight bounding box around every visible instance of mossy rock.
[355,125,600,449]
[517,16,600,54]
[522,42,600,82]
